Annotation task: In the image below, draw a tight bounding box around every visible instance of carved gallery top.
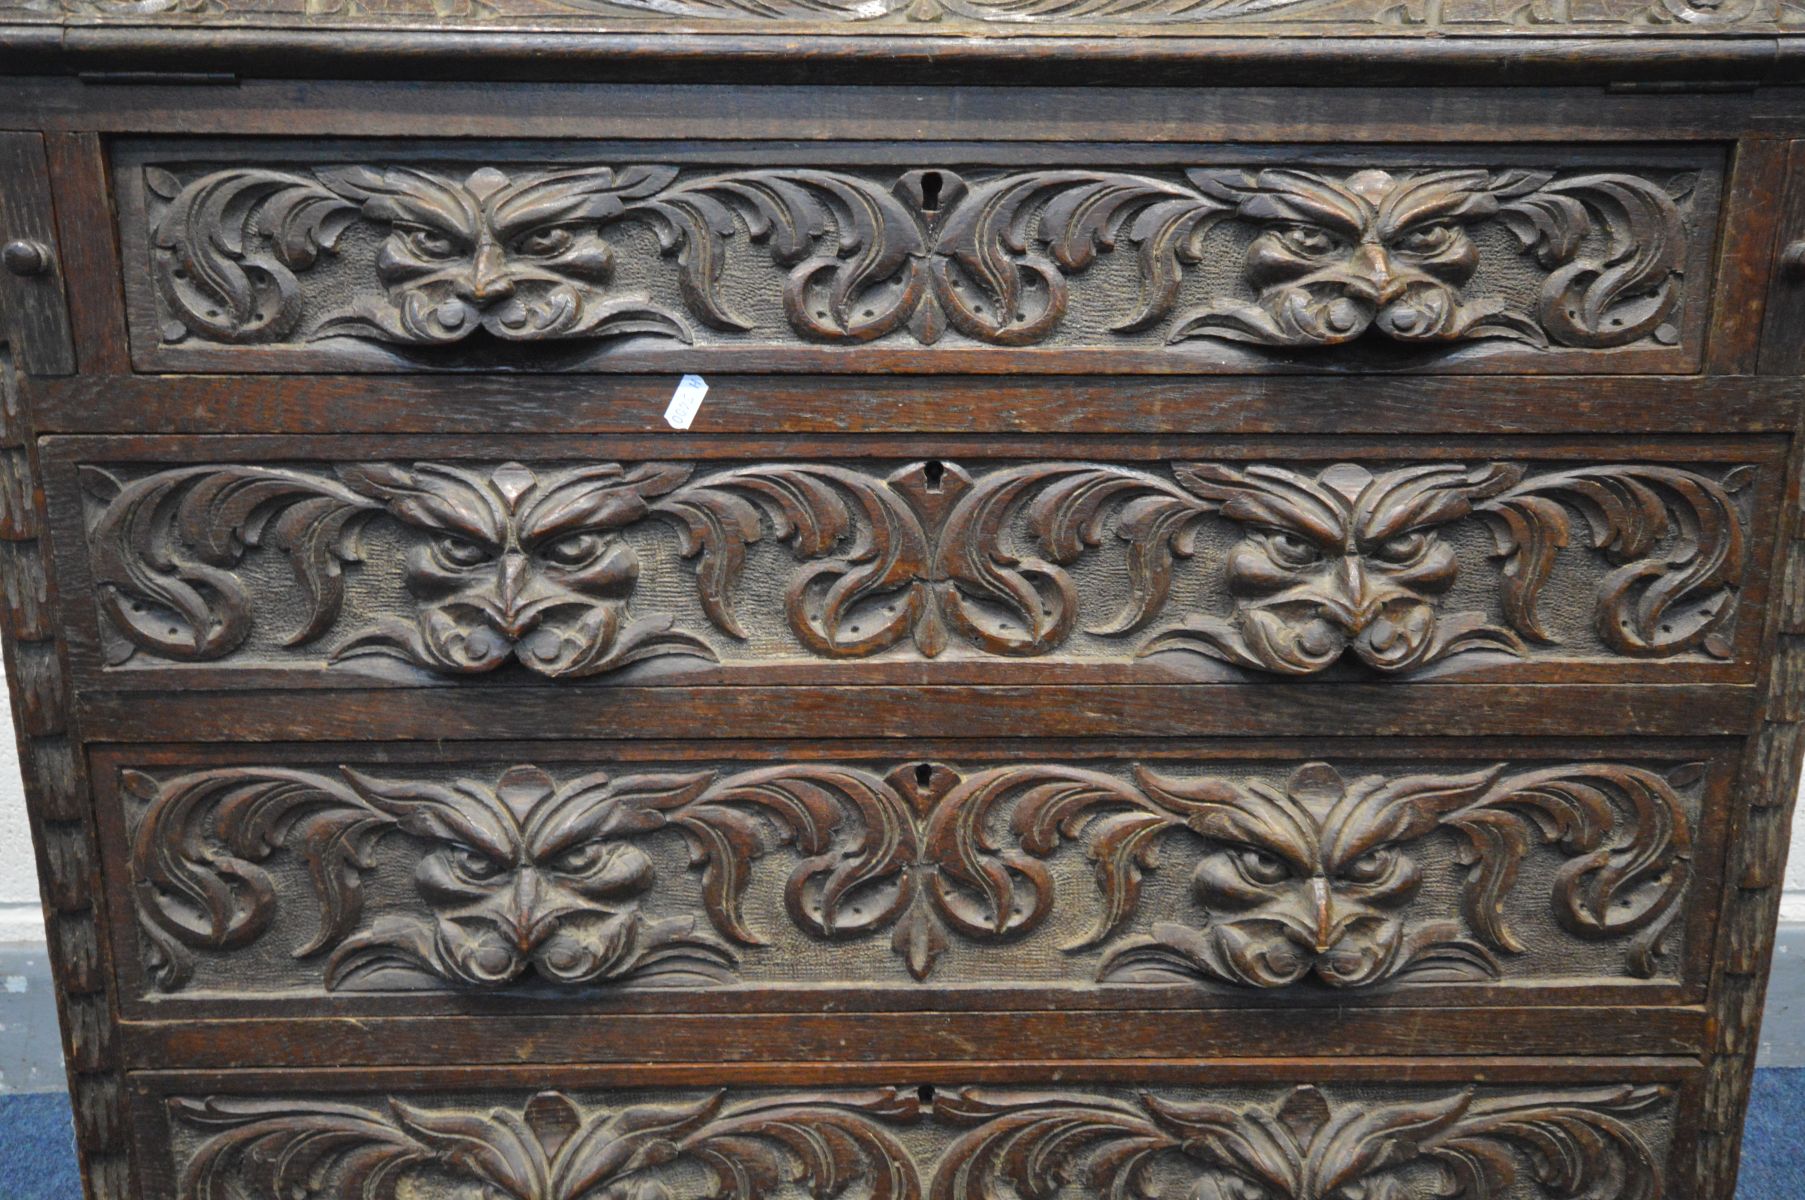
[0,0,1794,34]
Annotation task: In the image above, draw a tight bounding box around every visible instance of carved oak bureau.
[9,11,1805,1200]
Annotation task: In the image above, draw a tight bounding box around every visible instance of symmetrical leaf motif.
[168,1083,1671,1200]
[128,758,1695,992]
[174,1089,923,1200]
[931,1084,1670,1200]
[1124,461,1532,676]
[1045,760,1696,988]
[84,457,1751,681]
[144,162,1695,357]
[83,460,714,679]
[130,762,896,992]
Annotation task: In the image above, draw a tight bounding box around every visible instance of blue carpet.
[0,1074,1801,1196]
[0,1093,80,1200]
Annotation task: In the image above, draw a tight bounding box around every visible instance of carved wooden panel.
[112,142,1722,374]
[134,1075,1687,1200]
[9,0,1793,34]
[91,740,1725,1011]
[47,441,1776,688]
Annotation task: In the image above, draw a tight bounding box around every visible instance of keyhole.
[914,762,934,789]
[917,1083,936,1106]
[920,171,944,213]
[923,460,945,492]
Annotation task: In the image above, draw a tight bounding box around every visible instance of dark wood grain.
[1761,139,1805,376]
[1,52,1802,1200]
[0,134,72,376]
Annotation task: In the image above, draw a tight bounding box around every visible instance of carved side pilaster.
[0,351,129,1197]
[1695,414,1805,1195]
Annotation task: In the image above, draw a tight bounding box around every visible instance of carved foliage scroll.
[127,757,1696,993]
[175,1089,924,1200]
[139,160,1700,362]
[82,457,1750,681]
[165,1084,1674,1200]
[932,1084,1672,1200]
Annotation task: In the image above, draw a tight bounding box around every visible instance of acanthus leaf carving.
[1133,460,1530,676]
[330,459,711,677]
[129,757,1695,993]
[930,1083,1671,1200]
[1079,760,1692,988]
[84,457,1752,680]
[143,160,1698,360]
[1477,463,1748,659]
[82,463,377,664]
[174,1088,923,1200]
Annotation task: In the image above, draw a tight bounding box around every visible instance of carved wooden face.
[357,766,658,987]
[1231,168,1498,345]
[346,166,628,342]
[1185,462,1518,674]
[339,461,686,675]
[1180,764,1431,989]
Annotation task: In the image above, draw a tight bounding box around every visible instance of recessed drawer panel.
[95,738,1728,1024]
[127,1062,1700,1200]
[113,139,1724,375]
[43,435,1781,690]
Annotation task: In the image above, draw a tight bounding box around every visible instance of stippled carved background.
[101,745,1718,1003]
[56,448,1771,685]
[114,144,1723,374]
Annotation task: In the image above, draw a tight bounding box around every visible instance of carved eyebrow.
[518,464,693,543]
[1194,781,1323,871]
[1374,169,1500,239]
[1180,464,1352,550]
[486,170,641,240]
[1352,463,1520,544]
[352,168,483,242]
[338,461,511,546]
[1237,170,1370,240]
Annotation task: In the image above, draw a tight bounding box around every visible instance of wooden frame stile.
[0,194,131,1200]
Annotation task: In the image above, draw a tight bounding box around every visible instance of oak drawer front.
[115,139,1722,376]
[94,738,1726,1021]
[44,436,1779,691]
[126,1062,1699,1200]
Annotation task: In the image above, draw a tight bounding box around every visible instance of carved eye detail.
[401,226,460,260]
[1262,530,1325,571]
[512,227,575,257]
[449,844,505,883]
[1274,224,1343,258]
[1234,848,1291,886]
[537,531,604,569]
[1340,848,1396,884]
[1390,222,1460,257]
[1370,531,1431,568]
[549,840,607,875]
[432,534,493,570]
